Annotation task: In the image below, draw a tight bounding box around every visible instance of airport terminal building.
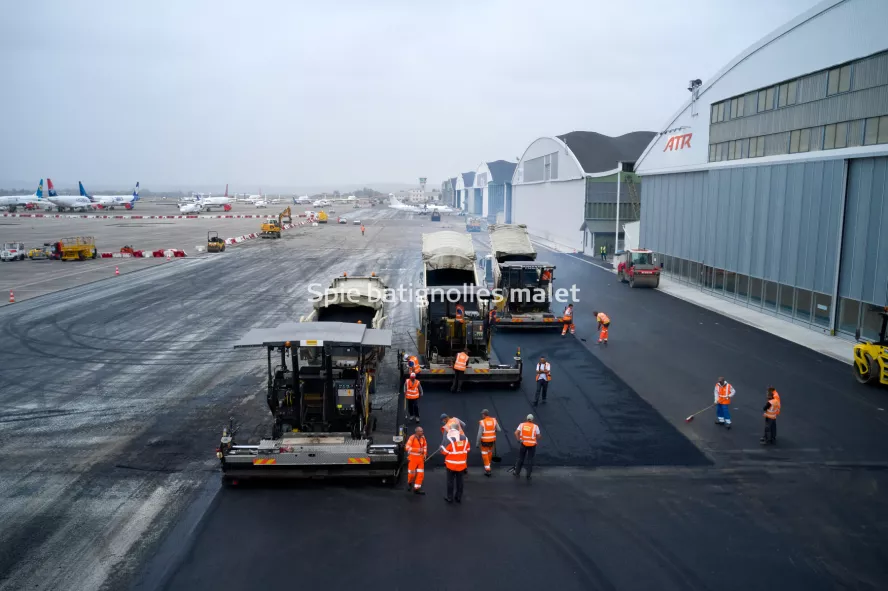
[637,0,888,340]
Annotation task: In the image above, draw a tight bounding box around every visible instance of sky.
[0,0,824,191]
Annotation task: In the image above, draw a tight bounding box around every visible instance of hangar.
[473,160,516,222]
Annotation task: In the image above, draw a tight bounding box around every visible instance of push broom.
[685,403,715,423]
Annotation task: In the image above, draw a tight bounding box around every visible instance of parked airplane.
[45,179,93,212]
[0,179,43,212]
[294,196,312,205]
[255,199,268,208]
[195,184,232,212]
[387,195,424,212]
[179,202,202,214]
[80,181,140,210]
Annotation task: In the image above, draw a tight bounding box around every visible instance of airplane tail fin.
[224,183,228,197]
[48,178,58,198]
[78,181,90,198]
[133,182,140,200]
[36,179,44,199]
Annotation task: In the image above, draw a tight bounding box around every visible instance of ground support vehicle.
[219,322,404,482]
[27,244,52,260]
[431,211,441,222]
[854,307,888,387]
[466,218,481,232]
[207,231,226,252]
[261,207,291,238]
[1,242,26,261]
[483,224,559,329]
[52,237,97,261]
[408,231,522,388]
[317,211,328,223]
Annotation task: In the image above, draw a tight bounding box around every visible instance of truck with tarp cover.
[401,231,522,388]
[217,322,404,483]
[301,274,388,329]
[481,224,559,328]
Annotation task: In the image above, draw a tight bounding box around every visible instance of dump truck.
[261,207,291,238]
[614,221,660,288]
[218,322,404,482]
[400,231,522,388]
[301,273,387,329]
[51,237,97,261]
[207,231,226,253]
[481,224,559,328]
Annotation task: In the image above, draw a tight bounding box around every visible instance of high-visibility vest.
[454,352,468,371]
[596,312,610,325]
[716,383,733,405]
[480,417,498,443]
[455,305,465,322]
[405,435,427,457]
[405,379,420,400]
[407,355,421,374]
[442,438,469,471]
[518,422,538,446]
[563,307,573,320]
[541,269,552,281]
[765,392,781,419]
[536,363,551,381]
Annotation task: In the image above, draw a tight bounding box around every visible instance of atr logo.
[663,133,692,151]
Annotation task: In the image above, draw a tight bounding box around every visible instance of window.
[724,272,736,297]
[778,84,789,108]
[711,104,719,124]
[824,124,837,150]
[736,274,749,303]
[739,138,748,159]
[837,298,860,335]
[713,269,725,292]
[748,137,757,157]
[709,144,716,161]
[827,68,840,95]
[808,127,823,151]
[799,128,811,152]
[756,136,765,157]
[813,293,831,327]
[786,80,797,106]
[735,97,744,118]
[763,281,778,311]
[688,261,700,285]
[778,285,794,317]
[839,64,851,93]
[749,277,763,307]
[834,121,848,149]
[863,117,878,145]
[765,87,775,110]
[757,89,767,112]
[717,102,725,122]
[795,289,812,323]
[728,141,736,160]
[828,64,851,95]
[790,130,801,153]
[879,116,888,144]
[702,265,713,290]
[716,143,724,161]
[862,304,886,341]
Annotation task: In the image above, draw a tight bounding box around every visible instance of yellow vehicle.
[853,308,888,387]
[207,231,226,253]
[261,207,291,238]
[54,237,97,261]
[28,243,53,260]
[317,210,328,223]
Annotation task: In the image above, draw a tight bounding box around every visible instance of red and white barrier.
[1,213,288,220]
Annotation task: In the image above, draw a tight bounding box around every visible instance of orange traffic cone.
[115,266,119,276]
[9,290,14,303]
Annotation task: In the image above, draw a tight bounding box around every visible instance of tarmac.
[0,209,886,591]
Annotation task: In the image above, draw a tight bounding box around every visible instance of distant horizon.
[0,180,432,195]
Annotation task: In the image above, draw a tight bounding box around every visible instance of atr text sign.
[663,133,692,151]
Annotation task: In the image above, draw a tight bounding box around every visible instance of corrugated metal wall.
[839,156,888,305]
[640,160,846,294]
[487,183,505,222]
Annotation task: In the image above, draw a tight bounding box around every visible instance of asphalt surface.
[1,212,887,591]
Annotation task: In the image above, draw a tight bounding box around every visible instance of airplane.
[45,179,93,212]
[0,179,44,212]
[179,202,202,214]
[294,196,312,205]
[312,199,330,207]
[387,195,426,213]
[193,184,232,212]
[255,199,268,208]
[80,181,140,210]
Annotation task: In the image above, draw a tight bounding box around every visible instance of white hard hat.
[526,414,534,421]
[410,372,416,378]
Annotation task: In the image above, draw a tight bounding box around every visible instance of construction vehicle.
[27,243,52,260]
[207,231,226,253]
[1,242,26,262]
[481,224,559,328]
[260,207,291,238]
[466,217,481,232]
[51,237,97,261]
[853,283,888,387]
[218,321,404,482]
[402,231,522,388]
[301,273,388,330]
[614,221,660,288]
[431,210,441,222]
[317,211,329,223]
[120,245,136,255]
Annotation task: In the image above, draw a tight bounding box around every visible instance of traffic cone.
[115,266,119,276]
[9,290,14,303]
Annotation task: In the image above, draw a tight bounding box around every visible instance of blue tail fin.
[36,179,44,199]
[133,182,140,200]
[78,181,90,198]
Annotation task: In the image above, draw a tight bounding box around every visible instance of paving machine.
[483,224,559,328]
[261,207,291,238]
[207,231,226,253]
[401,231,522,388]
[301,273,388,330]
[218,322,404,482]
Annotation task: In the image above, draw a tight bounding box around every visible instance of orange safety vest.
[765,392,781,419]
[517,422,538,446]
[716,382,733,405]
[407,355,421,374]
[442,438,469,471]
[480,417,498,443]
[563,307,573,321]
[541,269,552,281]
[454,352,468,371]
[360,225,365,231]
[405,434,427,457]
[535,363,551,381]
[596,312,610,325]
[455,304,465,323]
[404,378,420,400]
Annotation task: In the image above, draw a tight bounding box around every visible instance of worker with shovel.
[476,409,502,476]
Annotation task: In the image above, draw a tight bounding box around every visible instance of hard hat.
[403,354,409,361]
[526,414,534,421]
[440,413,449,420]
[481,408,489,415]
[410,372,416,378]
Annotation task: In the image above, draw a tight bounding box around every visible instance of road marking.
[1,259,165,290]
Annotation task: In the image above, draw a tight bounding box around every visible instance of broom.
[685,403,715,423]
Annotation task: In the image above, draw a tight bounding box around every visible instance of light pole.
[615,164,621,253]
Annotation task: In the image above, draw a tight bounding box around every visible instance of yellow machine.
[317,210,328,223]
[207,231,226,253]
[261,207,291,238]
[56,237,97,261]
[853,308,888,387]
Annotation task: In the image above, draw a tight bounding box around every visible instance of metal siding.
[705,170,719,268]
[797,71,827,104]
[680,175,691,259]
[753,166,772,279]
[852,52,888,91]
[765,166,785,282]
[690,172,705,261]
[666,175,677,256]
[798,162,818,291]
[876,159,888,306]
[860,159,883,303]
[840,160,869,300]
[783,164,805,285]
[726,168,744,271]
[738,167,757,275]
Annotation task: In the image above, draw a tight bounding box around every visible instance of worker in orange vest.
[452,348,469,392]
[439,413,466,435]
[440,427,470,503]
[509,414,540,480]
[561,304,575,336]
[404,372,422,423]
[360,223,365,236]
[405,426,427,494]
[714,376,736,428]
[403,353,422,375]
[541,268,552,282]
[593,311,610,345]
[761,387,781,445]
[455,304,465,323]
[476,409,502,476]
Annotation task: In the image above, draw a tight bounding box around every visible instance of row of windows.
[654,254,886,340]
[708,115,888,162]
[584,202,639,221]
[710,59,858,124]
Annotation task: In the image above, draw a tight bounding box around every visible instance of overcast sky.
[0,0,823,191]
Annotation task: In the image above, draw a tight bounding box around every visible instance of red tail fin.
[47,178,55,190]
